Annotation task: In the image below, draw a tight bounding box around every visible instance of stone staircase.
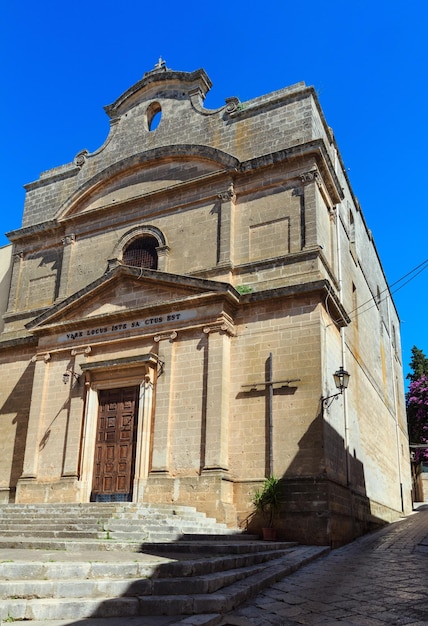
[0,503,329,624]
[0,503,236,548]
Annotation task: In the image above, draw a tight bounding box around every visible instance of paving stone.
[225,505,428,625]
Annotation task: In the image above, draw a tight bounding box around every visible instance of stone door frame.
[79,355,157,503]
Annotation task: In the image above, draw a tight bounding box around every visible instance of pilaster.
[7,251,24,313]
[150,331,177,473]
[202,317,234,471]
[217,183,236,267]
[18,352,51,481]
[133,369,155,500]
[156,244,170,272]
[61,351,88,479]
[57,233,76,300]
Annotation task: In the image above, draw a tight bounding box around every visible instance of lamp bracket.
[322,390,343,409]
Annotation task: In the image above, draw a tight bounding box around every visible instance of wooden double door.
[91,386,139,502]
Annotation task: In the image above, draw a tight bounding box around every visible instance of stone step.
[0,503,326,623]
[0,502,236,547]
[22,614,191,626]
[0,507,213,517]
[1,527,103,539]
[0,546,329,621]
[12,618,186,626]
[0,538,148,551]
[0,536,281,553]
[0,503,205,515]
[0,529,242,544]
[0,547,294,582]
[0,560,279,599]
[0,519,226,530]
[0,517,215,526]
[142,540,295,553]
[0,520,225,535]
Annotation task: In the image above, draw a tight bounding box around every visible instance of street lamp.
[62,370,80,385]
[323,366,350,408]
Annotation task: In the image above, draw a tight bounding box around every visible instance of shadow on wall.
[280,412,373,547]
[244,410,384,547]
[0,361,35,501]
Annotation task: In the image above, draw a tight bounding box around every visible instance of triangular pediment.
[26,265,238,333]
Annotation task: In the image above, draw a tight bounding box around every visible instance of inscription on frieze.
[58,309,196,343]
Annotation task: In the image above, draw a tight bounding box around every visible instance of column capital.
[71,345,92,356]
[217,182,236,203]
[300,169,321,187]
[31,352,51,363]
[61,233,76,246]
[154,330,178,343]
[203,314,235,337]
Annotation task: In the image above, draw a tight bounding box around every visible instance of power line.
[330,258,428,324]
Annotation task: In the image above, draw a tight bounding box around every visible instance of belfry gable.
[26,264,238,334]
[104,63,213,120]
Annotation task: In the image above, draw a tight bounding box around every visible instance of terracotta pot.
[262,527,277,541]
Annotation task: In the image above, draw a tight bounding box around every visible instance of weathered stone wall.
[0,345,35,502]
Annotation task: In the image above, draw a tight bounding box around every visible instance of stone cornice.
[239,139,344,204]
[6,220,60,243]
[0,334,38,350]
[243,279,350,327]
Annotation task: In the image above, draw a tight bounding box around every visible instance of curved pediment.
[104,67,213,119]
[56,146,239,220]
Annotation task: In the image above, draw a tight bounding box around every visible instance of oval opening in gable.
[147,102,162,131]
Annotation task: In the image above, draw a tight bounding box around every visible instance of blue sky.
[0,1,427,380]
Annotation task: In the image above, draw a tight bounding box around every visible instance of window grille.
[123,237,158,269]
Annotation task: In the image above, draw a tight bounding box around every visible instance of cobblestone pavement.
[223,505,428,626]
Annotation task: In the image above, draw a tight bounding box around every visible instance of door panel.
[91,387,139,502]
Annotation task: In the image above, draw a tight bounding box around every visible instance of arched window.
[123,236,158,270]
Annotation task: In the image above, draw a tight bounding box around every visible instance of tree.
[406,346,428,463]
[407,345,428,382]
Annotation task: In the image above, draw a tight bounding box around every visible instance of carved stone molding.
[71,346,92,356]
[300,168,335,211]
[300,169,322,188]
[154,331,178,343]
[156,245,170,257]
[203,315,235,337]
[61,234,76,246]
[13,251,24,262]
[225,96,241,114]
[107,258,121,272]
[74,150,88,168]
[31,352,51,363]
[218,183,236,203]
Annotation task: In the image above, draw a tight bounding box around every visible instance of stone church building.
[0,62,411,546]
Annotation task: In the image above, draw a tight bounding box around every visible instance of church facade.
[0,62,411,545]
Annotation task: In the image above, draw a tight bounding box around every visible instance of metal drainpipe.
[268,352,273,477]
[334,168,351,487]
[387,296,405,512]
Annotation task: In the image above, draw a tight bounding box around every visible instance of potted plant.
[252,475,282,540]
